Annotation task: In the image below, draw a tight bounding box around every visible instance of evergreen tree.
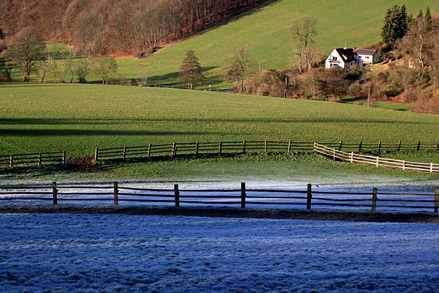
[374,49,384,64]
[425,6,432,31]
[417,9,423,19]
[381,5,410,47]
[178,50,205,89]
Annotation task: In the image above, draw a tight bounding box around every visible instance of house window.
[332,56,337,61]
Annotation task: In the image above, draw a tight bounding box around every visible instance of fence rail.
[93,140,439,162]
[0,182,438,214]
[2,140,439,169]
[0,151,66,168]
[314,143,439,173]
[93,140,318,161]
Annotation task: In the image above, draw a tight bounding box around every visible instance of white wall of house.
[325,49,363,71]
[325,49,346,70]
[358,54,374,65]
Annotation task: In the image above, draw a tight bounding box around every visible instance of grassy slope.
[1,83,439,158]
[115,0,439,88]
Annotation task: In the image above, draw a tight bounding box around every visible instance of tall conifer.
[381,5,410,47]
[178,50,205,89]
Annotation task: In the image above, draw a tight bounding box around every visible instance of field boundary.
[314,143,439,173]
[94,140,439,162]
[1,140,439,173]
[0,182,438,214]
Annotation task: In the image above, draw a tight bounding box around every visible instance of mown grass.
[1,83,439,157]
[1,82,438,183]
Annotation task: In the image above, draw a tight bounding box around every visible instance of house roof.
[334,48,357,62]
[354,49,376,56]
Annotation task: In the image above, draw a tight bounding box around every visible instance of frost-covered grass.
[0,214,438,292]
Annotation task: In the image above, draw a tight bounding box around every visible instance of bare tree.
[4,27,45,81]
[400,17,430,70]
[89,56,118,84]
[290,16,318,72]
[224,45,257,93]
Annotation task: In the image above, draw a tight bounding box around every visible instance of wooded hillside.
[0,0,271,56]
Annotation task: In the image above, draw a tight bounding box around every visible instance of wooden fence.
[328,140,439,154]
[1,140,439,169]
[314,143,439,174]
[93,140,439,162]
[93,141,315,161]
[0,182,438,213]
[0,151,66,168]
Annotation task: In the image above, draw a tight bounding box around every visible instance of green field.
[1,83,439,156]
[1,83,439,183]
[2,0,439,183]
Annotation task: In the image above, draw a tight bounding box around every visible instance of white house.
[354,48,377,66]
[325,48,362,71]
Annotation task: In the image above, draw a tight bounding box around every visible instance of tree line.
[0,0,270,56]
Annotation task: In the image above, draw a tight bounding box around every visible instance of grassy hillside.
[1,83,439,158]
[115,0,439,88]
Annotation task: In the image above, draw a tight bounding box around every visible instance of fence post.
[219,141,222,154]
[243,140,246,153]
[402,160,406,170]
[431,162,434,173]
[339,140,343,151]
[94,148,99,161]
[358,140,362,153]
[417,141,421,151]
[114,181,118,205]
[62,151,66,165]
[264,140,268,153]
[378,141,381,153]
[195,142,199,155]
[38,153,42,167]
[376,156,379,167]
[123,146,127,160]
[398,141,402,152]
[307,184,312,210]
[372,188,377,212]
[241,182,246,208]
[148,144,152,159]
[174,184,180,207]
[436,142,439,151]
[288,141,292,154]
[52,182,58,205]
[9,154,13,168]
[434,188,438,214]
[350,152,354,163]
[172,143,177,156]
